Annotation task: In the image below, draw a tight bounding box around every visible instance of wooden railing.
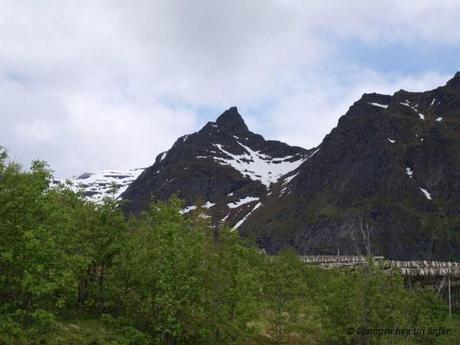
[300,255,460,314]
[300,255,460,278]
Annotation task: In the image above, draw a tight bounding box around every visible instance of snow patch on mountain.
[58,168,145,203]
[180,205,197,214]
[369,102,388,109]
[227,196,260,209]
[283,172,299,186]
[406,167,413,178]
[400,101,418,112]
[233,202,262,230]
[280,171,300,196]
[203,201,215,208]
[420,187,432,200]
[212,141,312,188]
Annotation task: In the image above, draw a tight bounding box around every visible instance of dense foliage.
[0,148,458,345]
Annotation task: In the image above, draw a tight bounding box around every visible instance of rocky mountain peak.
[215,106,249,134]
[121,107,308,226]
[445,71,460,89]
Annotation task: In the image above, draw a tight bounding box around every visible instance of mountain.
[55,168,145,203]
[119,74,460,260]
[121,107,311,228]
[241,74,460,260]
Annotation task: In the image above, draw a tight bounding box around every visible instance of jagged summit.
[121,108,309,226]
[215,106,249,134]
[445,71,460,89]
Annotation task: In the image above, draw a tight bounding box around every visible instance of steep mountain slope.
[120,74,460,261]
[242,74,460,260]
[121,107,310,227]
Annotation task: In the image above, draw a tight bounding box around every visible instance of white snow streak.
[180,205,197,214]
[369,102,388,109]
[233,202,262,230]
[419,188,432,200]
[400,101,411,107]
[283,172,299,185]
[280,172,299,196]
[181,201,214,214]
[220,213,230,223]
[400,101,418,112]
[203,201,215,209]
[406,167,413,178]
[227,196,260,209]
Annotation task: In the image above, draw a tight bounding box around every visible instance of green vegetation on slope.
[0,147,458,345]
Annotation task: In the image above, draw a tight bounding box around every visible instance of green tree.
[262,250,313,345]
[120,198,207,344]
[0,156,74,327]
[199,226,263,345]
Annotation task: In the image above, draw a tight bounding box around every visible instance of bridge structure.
[300,255,460,314]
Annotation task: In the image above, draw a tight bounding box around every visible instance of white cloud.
[0,0,459,176]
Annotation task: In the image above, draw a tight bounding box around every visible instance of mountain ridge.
[241,74,460,260]
[65,74,460,260]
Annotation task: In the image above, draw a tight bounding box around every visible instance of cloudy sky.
[1,0,460,177]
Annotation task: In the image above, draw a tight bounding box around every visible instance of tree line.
[0,147,458,345]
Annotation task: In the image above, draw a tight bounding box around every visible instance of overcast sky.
[1,0,460,177]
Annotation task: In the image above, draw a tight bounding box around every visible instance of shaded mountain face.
[121,107,310,228]
[121,75,460,261]
[241,74,460,260]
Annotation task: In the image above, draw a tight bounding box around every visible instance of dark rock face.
[122,75,460,261]
[241,76,460,261]
[121,107,309,227]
